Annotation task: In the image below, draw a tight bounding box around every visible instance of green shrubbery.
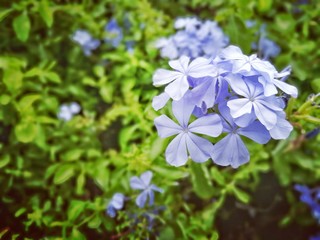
[0,0,319,239]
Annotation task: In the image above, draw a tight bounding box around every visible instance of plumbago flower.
[155,17,228,59]
[152,45,298,168]
[130,171,163,208]
[57,102,81,121]
[106,193,125,218]
[72,30,100,56]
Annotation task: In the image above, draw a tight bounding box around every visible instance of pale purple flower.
[156,17,228,59]
[226,74,283,130]
[57,102,81,121]
[130,171,163,208]
[153,56,216,101]
[106,193,125,218]
[105,19,123,47]
[72,30,100,56]
[154,94,222,166]
[212,103,270,168]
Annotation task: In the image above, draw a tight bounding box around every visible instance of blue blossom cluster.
[57,102,81,121]
[72,18,133,56]
[295,184,320,223]
[153,45,298,168]
[295,184,320,240]
[72,30,100,56]
[106,171,162,218]
[245,21,281,60]
[155,17,228,59]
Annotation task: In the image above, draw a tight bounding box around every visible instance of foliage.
[0,0,319,239]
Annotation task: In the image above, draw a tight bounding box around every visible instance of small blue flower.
[130,171,163,208]
[154,93,222,166]
[104,19,123,48]
[72,30,100,56]
[106,193,125,218]
[57,102,81,121]
[295,184,320,223]
[155,17,228,59]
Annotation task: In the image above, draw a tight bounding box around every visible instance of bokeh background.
[0,0,319,239]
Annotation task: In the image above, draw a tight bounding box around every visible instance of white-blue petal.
[165,133,188,167]
[189,114,222,137]
[154,115,182,138]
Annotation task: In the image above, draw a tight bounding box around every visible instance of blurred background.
[0,0,319,239]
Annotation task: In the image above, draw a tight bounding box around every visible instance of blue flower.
[295,184,320,223]
[72,30,100,56]
[104,19,123,47]
[212,103,270,168]
[155,17,228,59]
[154,93,222,166]
[130,171,163,208]
[153,44,297,168]
[106,193,125,218]
[57,102,81,121]
[152,56,216,101]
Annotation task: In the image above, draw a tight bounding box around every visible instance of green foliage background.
[0,0,319,239]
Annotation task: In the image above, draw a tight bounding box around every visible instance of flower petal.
[169,56,190,72]
[165,133,188,167]
[140,171,153,186]
[165,75,189,100]
[227,98,253,118]
[153,69,182,87]
[136,191,148,208]
[269,111,293,139]
[189,114,222,137]
[212,134,249,168]
[253,102,277,130]
[154,115,182,138]
[237,121,271,144]
[273,79,298,98]
[224,74,250,98]
[152,92,170,111]
[130,176,145,190]
[172,93,195,128]
[186,133,214,163]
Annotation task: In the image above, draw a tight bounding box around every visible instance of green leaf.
[257,0,272,12]
[44,71,61,83]
[232,187,250,204]
[88,215,101,229]
[190,162,214,199]
[15,122,38,143]
[0,94,11,105]
[39,0,53,27]
[311,78,320,92]
[68,200,86,222]
[53,164,75,184]
[225,16,251,53]
[13,11,30,42]
[15,208,27,217]
[18,94,41,112]
[210,167,225,185]
[0,155,10,168]
[76,173,85,195]
[62,149,83,162]
[3,68,23,93]
[0,8,13,22]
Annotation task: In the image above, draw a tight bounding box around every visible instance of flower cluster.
[106,171,162,218]
[72,18,134,56]
[155,17,228,59]
[72,30,100,56]
[295,184,320,223]
[153,45,298,168]
[57,102,81,121]
[246,22,281,60]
